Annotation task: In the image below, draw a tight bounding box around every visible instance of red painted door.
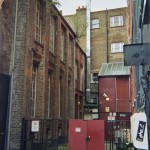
[116,77,130,112]
[68,120,87,150]
[69,120,105,150]
[87,120,105,150]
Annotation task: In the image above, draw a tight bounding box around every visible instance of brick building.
[0,0,86,149]
[65,7,129,79]
[65,7,129,118]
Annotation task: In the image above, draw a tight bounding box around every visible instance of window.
[58,78,61,118]
[91,73,98,82]
[31,64,38,117]
[111,42,124,53]
[47,72,51,117]
[60,27,66,61]
[80,66,84,91]
[75,61,78,81]
[35,0,42,42]
[68,37,73,66]
[91,19,99,29]
[49,17,56,53]
[110,16,123,27]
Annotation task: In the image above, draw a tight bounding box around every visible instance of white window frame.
[49,17,56,53]
[110,16,123,27]
[111,42,124,53]
[91,19,100,29]
[91,73,98,83]
[35,0,42,43]
[31,64,37,117]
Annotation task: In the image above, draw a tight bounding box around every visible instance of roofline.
[75,42,86,57]
[98,75,130,78]
[64,7,127,17]
[52,5,77,38]
[91,7,127,14]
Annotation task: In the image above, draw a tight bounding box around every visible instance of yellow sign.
[105,107,110,112]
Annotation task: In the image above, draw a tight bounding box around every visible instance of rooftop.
[98,62,130,77]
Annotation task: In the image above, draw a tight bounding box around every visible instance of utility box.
[68,120,104,150]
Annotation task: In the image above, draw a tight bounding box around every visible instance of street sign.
[124,43,150,66]
[31,121,40,132]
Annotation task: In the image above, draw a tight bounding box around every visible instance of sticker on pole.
[136,121,146,142]
[31,121,40,132]
[131,113,148,150]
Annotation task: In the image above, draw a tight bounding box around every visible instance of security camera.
[103,93,108,98]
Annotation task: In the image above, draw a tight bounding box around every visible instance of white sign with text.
[131,113,148,150]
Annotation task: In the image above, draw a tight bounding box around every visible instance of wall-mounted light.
[103,93,109,101]
[106,97,109,101]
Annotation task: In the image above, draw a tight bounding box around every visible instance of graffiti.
[132,53,140,58]
[136,121,146,142]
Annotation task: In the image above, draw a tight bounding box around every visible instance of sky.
[58,0,127,15]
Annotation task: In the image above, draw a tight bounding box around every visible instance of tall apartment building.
[65,7,129,113]
[0,0,86,149]
[65,7,129,77]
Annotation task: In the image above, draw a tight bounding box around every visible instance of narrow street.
[0,0,150,150]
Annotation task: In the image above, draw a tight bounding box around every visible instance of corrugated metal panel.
[98,62,130,76]
[116,77,130,112]
[99,77,116,113]
[99,76,131,119]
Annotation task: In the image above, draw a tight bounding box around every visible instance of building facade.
[98,62,131,120]
[65,7,129,80]
[125,0,150,144]
[65,7,129,118]
[0,0,86,149]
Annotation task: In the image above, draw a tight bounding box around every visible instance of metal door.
[69,120,87,150]
[68,120,104,150]
[87,120,104,150]
[0,74,10,150]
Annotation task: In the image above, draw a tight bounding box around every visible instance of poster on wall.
[31,120,40,132]
[131,113,148,150]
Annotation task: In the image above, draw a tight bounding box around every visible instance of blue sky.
[58,0,127,15]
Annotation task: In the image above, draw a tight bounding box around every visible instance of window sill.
[111,52,123,54]
[34,40,44,48]
[49,51,56,57]
[91,28,100,30]
[110,25,124,28]
[60,60,65,65]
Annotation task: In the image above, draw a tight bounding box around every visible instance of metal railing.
[21,118,68,150]
[105,120,134,150]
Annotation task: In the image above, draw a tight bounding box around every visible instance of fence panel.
[21,118,68,150]
[105,120,134,150]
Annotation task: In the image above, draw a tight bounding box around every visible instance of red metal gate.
[68,120,104,150]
